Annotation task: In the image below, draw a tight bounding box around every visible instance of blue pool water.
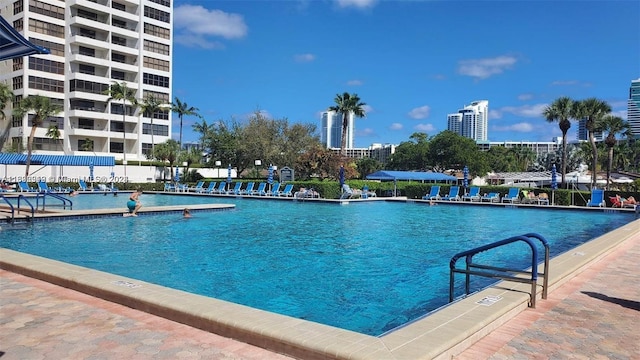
[0,195,634,335]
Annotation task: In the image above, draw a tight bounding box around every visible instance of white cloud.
[347,79,363,86]
[492,103,548,119]
[517,93,533,101]
[414,123,436,132]
[407,105,431,120]
[492,122,534,133]
[174,34,225,49]
[335,0,377,9]
[294,53,316,63]
[390,123,403,130]
[550,80,592,87]
[358,128,375,136]
[362,104,373,114]
[458,55,517,80]
[174,5,247,48]
[611,109,628,118]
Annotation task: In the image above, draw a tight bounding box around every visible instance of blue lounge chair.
[481,192,500,202]
[227,182,242,195]
[190,181,204,192]
[202,182,217,194]
[278,184,294,197]
[252,182,267,196]
[164,182,176,192]
[212,182,226,194]
[587,189,605,207]
[37,181,51,193]
[462,187,481,202]
[442,186,460,201]
[268,182,281,196]
[18,181,36,192]
[78,179,92,191]
[502,188,520,203]
[240,182,254,195]
[422,186,441,200]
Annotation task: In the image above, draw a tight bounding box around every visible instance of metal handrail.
[16,194,35,221]
[449,233,549,308]
[36,192,73,210]
[0,195,16,223]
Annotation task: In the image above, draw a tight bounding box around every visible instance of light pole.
[254,159,261,179]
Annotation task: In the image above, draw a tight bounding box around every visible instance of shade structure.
[0,15,50,61]
[463,166,469,188]
[339,165,345,190]
[267,164,274,191]
[227,164,232,191]
[0,154,115,166]
[551,164,558,190]
[366,170,457,182]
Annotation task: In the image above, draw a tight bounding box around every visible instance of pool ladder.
[449,233,549,308]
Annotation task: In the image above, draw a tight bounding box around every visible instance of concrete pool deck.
[1,201,639,359]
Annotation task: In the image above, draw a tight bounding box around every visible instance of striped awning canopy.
[0,16,50,61]
[0,154,115,166]
[366,170,458,182]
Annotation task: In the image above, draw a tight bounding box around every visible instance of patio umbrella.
[267,164,274,192]
[110,171,115,190]
[339,165,345,192]
[174,168,180,183]
[89,162,94,187]
[227,164,232,191]
[551,164,557,205]
[463,165,469,189]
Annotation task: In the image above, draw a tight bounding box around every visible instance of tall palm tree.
[0,83,13,120]
[13,95,62,177]
[139,94,166,155]
[572,98,612,187]
[543,96,574,186]
[328,92,366,155]
[171,97,202,148]
[192,118,212,149]
[104,81,137,176]
[596,115,629,190]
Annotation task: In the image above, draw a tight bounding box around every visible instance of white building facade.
[628,78,640,138]
[321,110,354,149]
[446,100,489,141]
[0,0,173,162]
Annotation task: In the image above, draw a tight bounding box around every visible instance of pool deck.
[1,198,639,359]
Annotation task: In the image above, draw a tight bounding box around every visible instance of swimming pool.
[0,195,634,335]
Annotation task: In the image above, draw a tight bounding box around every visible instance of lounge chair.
[190,181,205,193]
[212,181,226,194]
[461,187,481,202]
[202,182,216,194]
[361,185,376,199]
[227,182,242,195]
[240,182,254,195]
[164,182,176,192]
[252,182,267,196]
[537,192,550,205]
[587,189,605,207]
[78,179,93,191]
[295,187,320,199]
[278,183,294,197]
[340,184,362,199]
[442,186,460,201]
[422,186,441,200]
[37,181,51,193]
[268,182,281,196]
[502,187,520,203]
[18,181,37,192]
[481,192,500,202]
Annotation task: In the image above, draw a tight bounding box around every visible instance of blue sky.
[171,0,640,148]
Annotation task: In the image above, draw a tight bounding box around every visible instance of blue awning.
[0,154,115,166]
[0,15,50,61]
[366,170,457,182]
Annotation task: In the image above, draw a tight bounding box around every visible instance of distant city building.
[321,111,354,149]
[447,100,489,141]
[577,119,604,141]
[628,78,640,138]
[328,143,396,163]
[0,1,173,161]
[475,140,561,160]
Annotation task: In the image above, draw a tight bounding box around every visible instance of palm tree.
[13,95,62,177]
[46,124,61,150]
[192,118,212,149]
[153,139,180,183]
[572,98,612,187]
[0,83,13,121]
[328,92,366,155]
[104,81,137,176]
[171,97,202,148]
[596,115,629,190]
[543,96,574,186]
[139,94,166,155]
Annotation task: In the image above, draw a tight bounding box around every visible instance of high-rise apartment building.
[628,78,640,138]
[576,119,604,141]
[321,110,354,149]
[446,100,488,141]
[0,0,173,162]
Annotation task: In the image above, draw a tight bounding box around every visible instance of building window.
[142,90,170,103]
[112,2,126,11]
[78,118,94,130]
[13,76,23,90]
[29,76,64,93]
[14,0,24,15]
[78,138,94,151]
[143,40,170,56]
[112,35,126,46]
[112,18,127,29]
[69,79,109,95]
[144,6,170,23]
[34,137,63,151]
[12,116,23,128]
[28,57,65,75]
[143,73,169,88]
[110,141,124,153]
[110,121,125,133]
[149,0,170,7]
[29,0,65,20]
[70,99,96,111]
[29,19,64,38]
[79,64,95,75]
[144,23,170,40]
[13,95,23,109]
[30,38,65,56]
[13,58,23,71]
[13,19,23,32]
[112,53,126,63]
[111,70,125,81]
[79,27,96,39]
[142,143,153,157]
[143,56,170,72]
[76,8,98,21]
[143,123,169,136]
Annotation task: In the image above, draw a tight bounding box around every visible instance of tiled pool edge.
[1,218,638,360]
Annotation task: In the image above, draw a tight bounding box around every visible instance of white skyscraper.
[628,78,640,138]
[0,0,173,161]
[446,100,489,141]
[321,110,354,149]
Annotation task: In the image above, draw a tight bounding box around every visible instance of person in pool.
[126,189,143,216]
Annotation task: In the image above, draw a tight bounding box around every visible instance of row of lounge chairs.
[175,181,295,197]
[13,179,117,193]
[422,186,550,205]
